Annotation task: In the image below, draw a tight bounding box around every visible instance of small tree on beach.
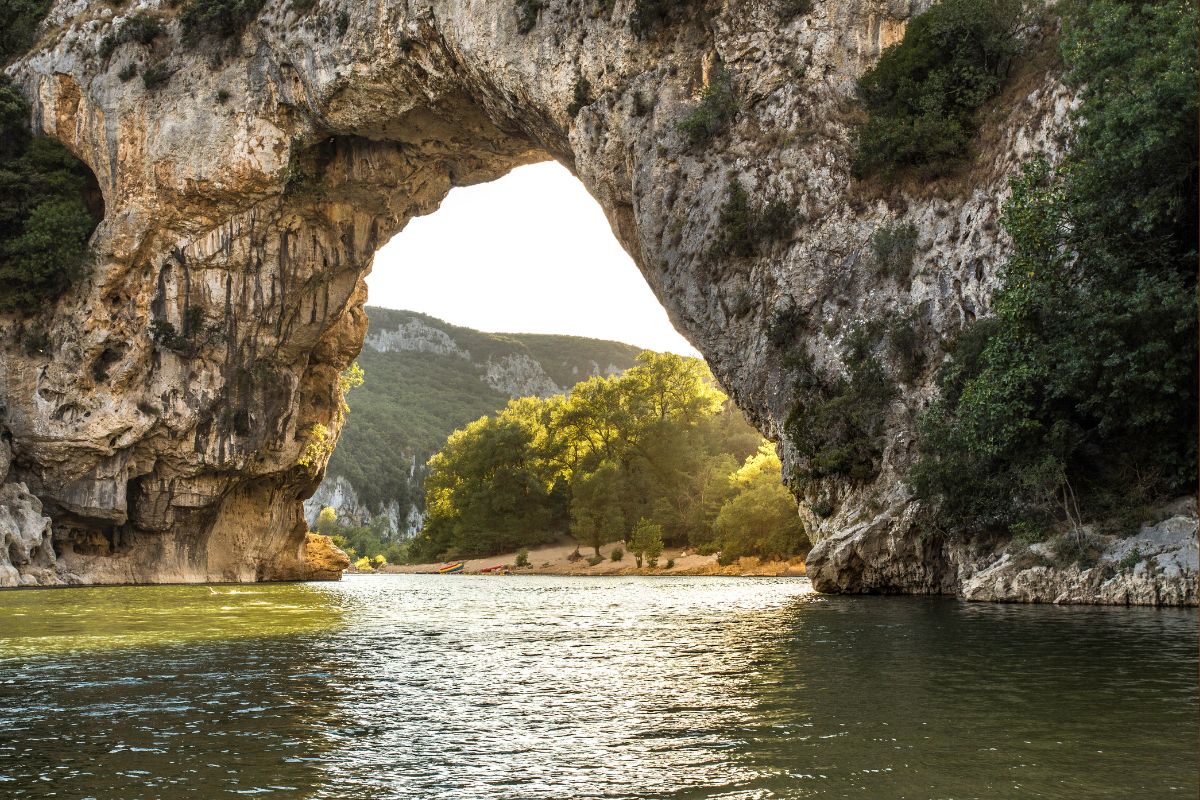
[628,518,665,568]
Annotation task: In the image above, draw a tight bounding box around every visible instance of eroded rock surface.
[0,0,1192,597]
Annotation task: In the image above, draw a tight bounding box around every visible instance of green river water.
[0,575,1195,798]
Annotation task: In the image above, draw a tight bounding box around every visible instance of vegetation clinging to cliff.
[0,0,52,65]
[912,0,1199,540]
[0,79,100,313]
[180,0,266,46]
[852,0,1023,178]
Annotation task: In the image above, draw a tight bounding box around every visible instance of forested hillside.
[306,308,645,535]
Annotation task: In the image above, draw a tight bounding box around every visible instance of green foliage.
[0,0,53,65]
[570,462,626,555]
[852,0,1022,178]
[316,506,338,536]
[630,0,702,38]
[117,63,138,82]
[330,517,406,563]
[868,222,918,280]
[766,304,806,349]
[713,443,809,562]
[335,10,350,35]
[677,66,736,147]
[0,79,99,313]
[710,178,792,259]
[567,76,592,117]
[325,308,642,522]
[785,333,896,482]
[514,548,531,568]
[885,310,924,383]
[142,62,171,90]
[101,12,165,59]
[912,0,1198,539]
[609,546,624,561]
[414,351,793,564]
[149,307,209,354]
[628,518,664,568]
[776,0,811,21]
[180,0,266,46]
[1117,548,1142,572]
[515,0,543,33]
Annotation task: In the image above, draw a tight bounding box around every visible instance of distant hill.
[304,308,645,535]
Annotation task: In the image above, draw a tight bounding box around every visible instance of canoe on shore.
[437,562,465,574]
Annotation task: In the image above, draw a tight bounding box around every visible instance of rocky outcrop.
[810,499,1199,606]
[295,532,351,581]
[365,318,471,359]
[480,353,561,398]
[0,441,62,587]
[0,0,1188,596]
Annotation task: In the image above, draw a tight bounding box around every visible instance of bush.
[514,547,531,568]
[335,10,350,35]
[786,341,895,482]
[710,178,793,258]
[677,65,736,147]
[912,0,1198,539]
[0,79,100,312]
[665,558,675,569]
[567,76,591,117]
[852,0,1022,178]
[180,0,266,46]
[117,63,138,82]
[99,13,165,60]
[868,222,918,279]
[766,304,806,348]
[885,311,924,383]
[586,554,604,567]
[142,62,171,90]
[1117,548,1142,572]
[515,0,542,33]
[0,0,53,65]
[609,546,624,562]
[630,0,703,38]
[628,517,664,568]
[777,0,811,20]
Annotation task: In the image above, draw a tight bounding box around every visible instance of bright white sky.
[366,161,700,356]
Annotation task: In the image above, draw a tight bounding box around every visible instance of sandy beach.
[377,537,806,577]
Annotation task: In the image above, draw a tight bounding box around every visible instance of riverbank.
[379,538,806,577]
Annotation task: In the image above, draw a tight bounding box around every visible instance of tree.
[912,0,1198,538]
[416,397,565,561]
[628,518,665,568]
[0,78,100,312]
[570,462,627,555]
[315,506,338,536]
[713,443,808,563]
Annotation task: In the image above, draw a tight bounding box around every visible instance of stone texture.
[0,441,61,586]
[295,532,351,581]
[0,0,1190,598]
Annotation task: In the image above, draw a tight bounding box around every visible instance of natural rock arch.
[0,0,1068,586]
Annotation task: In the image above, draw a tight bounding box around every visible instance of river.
[0,575,1195,798]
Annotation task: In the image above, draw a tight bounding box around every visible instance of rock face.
[295,532,351,581]
[809,499,1199,606]
[0,0,1192,597]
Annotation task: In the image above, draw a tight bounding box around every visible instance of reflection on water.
[0,575,1195,799]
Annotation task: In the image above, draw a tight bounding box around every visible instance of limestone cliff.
[0,0,1192,599]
